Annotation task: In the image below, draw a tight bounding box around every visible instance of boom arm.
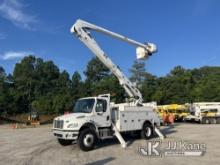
[71,19,157,105]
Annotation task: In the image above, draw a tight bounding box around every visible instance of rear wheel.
[57,139,73,146]
[210,118,217,124]
[78,128,97,151]
[201,118,210,124]
[141,123,153,140]
[216,118,220,124]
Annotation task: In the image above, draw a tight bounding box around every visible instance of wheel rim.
[83,134,94,147]
[145,127,152,137]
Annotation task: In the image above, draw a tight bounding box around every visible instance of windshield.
[73,99,95,113]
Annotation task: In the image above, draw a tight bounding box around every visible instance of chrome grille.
[54,120,64,129]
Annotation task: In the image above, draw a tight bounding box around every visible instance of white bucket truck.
[185,102,220,124]
[53,19,164,151]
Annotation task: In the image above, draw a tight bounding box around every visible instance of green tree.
[153,66,193,104]
[129,60,158,103]
[71,71,85,103]
[12,56,72,114]
[93,75,125,103]
[84,57,125,103]
[72,71,81,88]
[0,67,15,115]
[84,57,110,83]
[141,73,158,102]
[129,60,146,85]
[191,66,220,102]
[0,66,6,79]
[2,55,220,116]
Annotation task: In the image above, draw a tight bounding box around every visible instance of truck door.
[93,99,111,127]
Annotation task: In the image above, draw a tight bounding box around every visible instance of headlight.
[67,123,78,128]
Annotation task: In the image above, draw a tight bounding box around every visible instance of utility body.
[53,19,164,151]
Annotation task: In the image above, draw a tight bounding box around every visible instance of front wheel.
[78,128,97,151]
[57,139,73,146]
[141,123,153,140]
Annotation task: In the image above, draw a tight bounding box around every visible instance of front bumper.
[53,129,79,140]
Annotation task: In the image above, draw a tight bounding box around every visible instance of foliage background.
[1,55,220,115]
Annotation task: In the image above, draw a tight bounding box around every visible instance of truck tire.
[141,123,153,140]
[210,118,217,124]
[216,118,220,124]
[78,128,97,151]
[57,139,73,146]
[201,118,210,124]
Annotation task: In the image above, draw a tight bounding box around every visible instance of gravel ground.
[0,123,220,165]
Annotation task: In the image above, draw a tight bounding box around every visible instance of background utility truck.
[53,19,164,151]
[185,102,220,124]
[157,104,189,121]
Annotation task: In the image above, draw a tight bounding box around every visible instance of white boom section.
[71,19,157,105]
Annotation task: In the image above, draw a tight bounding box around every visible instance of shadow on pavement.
[85,157,115,165]
[95,133,141,149]
[160,125,178,136]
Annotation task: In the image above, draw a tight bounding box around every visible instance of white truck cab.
[53,96,110,139]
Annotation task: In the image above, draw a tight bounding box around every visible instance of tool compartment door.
[118,110,149,132]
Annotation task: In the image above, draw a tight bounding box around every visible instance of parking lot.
[0,123,220,165]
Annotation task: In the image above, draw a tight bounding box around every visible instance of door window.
[96,99,107,113]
